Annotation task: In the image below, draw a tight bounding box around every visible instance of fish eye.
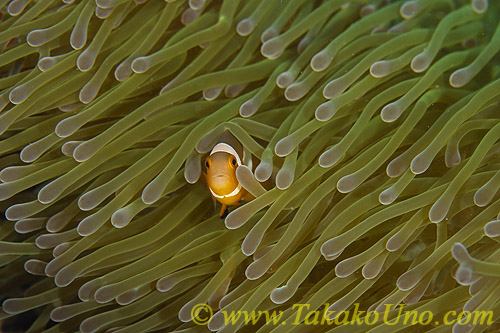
[205,160,210,168]
[231,158,236,166]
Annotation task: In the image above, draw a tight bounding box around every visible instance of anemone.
[0,0,500,332]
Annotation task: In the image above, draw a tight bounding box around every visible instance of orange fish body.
[204,132,250,217]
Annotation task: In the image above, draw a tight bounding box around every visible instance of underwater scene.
[0,0,500,332]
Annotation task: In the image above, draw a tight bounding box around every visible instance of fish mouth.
[212,175,230,183]
[209,175,233,193]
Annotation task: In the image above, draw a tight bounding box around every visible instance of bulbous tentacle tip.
[26,29,49,47]
[471,0,488,14]
[9,84,31,105]
[380,102,402,123]
[323,77,346,99]
[261,27,278,43]
[55,117,79,138]
[181,8,201,26]
[239,98,259,118]
[2,299,23,315]
[400,0,419,19]
[484,220,500,238]
[70,29,87,50]
[207,312,225,332]
[275,168,294,190]
[37,57,57,71]
[254,162,272,182]
[410,151,432,175]
[275,137,294,157]
[276,71,294,88]
[189,0,206,10]
[131,57,150,73]
[7,0,30,16]
[224,211,242,230]
[114,61,132,81]
[411,52,431,73]
[54,266,78,288]
[111,209,132,228]
[362,257,385,280]
[141,181,163,205]
[379,187,396,205]
[473,185,494,207]
[93,285,116,304]
[318,147,343,168]
[451,243,472,264]
[236,18,255,36]
[397,273,417,291]
[429,200,448,223]
[244,261,266,280]
[370,60,392,78]
[178,300,199,323]
[310,50,332,72]
[449,68,472,88]
[261,38,285,59]
[79,83,99,104]
[315,101,336,122]
[203,87,223,101]
[336,174,360,194]
[24,259,47,276]
[284,82,307,101]
[37,184,59,205]
[320,237,344,259]
[270,285,295,304]
[77,51,97,72]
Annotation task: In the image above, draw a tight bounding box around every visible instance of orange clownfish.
[204,133,251,218]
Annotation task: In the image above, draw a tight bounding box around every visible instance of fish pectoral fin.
[241,193,255,202]
[211,196,217,212]
[220,205,228,219]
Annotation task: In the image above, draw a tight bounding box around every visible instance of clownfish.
[204,132,251,218]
